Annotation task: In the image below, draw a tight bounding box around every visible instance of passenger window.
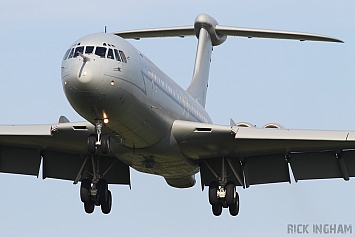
[68,48,75,59]
[119,50,127,63]
[95,47,107,58]
[107,49,114,60]
[63,49,70,60]
[74,46,84,57]
[114,49,121,61]
[85,46,94,54]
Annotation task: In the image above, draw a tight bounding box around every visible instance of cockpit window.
[74,46,84,57]
[95,47,107,58]
[85,46,94,54]
[68,48,75,59]
[119,50,127,63]
[107,49,114,60]
[114,49,121,62]
[63,49,70,60]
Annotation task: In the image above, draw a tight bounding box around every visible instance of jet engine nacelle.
[262,123,285,129]
[236,122,255,128]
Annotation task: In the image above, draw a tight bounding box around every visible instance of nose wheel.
[87,120,110,154]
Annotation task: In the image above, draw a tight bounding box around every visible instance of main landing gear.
[80,178,112,214]
[87,120,110,154]
[80,156,113,214]
[209,181,239,216]
[206,158,240,216]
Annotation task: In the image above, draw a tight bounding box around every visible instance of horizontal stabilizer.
[114,25,343,43]
[114,26,194,39]
[215,25,343,43]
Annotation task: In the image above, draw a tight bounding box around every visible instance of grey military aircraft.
[0,14,349,216]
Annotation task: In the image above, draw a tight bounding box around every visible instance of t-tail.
[186,14,227,108]
[114,14,343,109]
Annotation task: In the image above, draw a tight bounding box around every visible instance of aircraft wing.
[0,121,130,185]
[114,25,343,43]
[172,120,355,188]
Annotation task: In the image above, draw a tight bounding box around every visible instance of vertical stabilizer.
[186,14,227,108]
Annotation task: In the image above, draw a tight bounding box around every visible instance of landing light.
[110,80,115,86]
[103,118,109,124]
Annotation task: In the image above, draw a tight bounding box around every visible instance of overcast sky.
[1,1,355,236]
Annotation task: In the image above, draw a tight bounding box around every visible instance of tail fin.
[186,14,226,108]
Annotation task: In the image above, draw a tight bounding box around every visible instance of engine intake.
[262,123,284,129]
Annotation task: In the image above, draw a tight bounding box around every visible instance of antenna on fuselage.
[104,26,107,33]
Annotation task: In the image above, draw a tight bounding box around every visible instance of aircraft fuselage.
[61,33,211,186]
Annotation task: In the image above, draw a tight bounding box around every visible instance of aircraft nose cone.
[77,66,92,84]
[67,62,103,92]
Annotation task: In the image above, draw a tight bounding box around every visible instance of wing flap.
[43,151,130,185]
[344,150,355,176]
[43,151,85,181]
[243,154,290,186]
[289,151,342,181]
[0,146,41,176]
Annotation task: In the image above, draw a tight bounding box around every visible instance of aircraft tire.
[88,134,97,154]
[101,190,112,214]
[97,179,108,205]
[80,179,91,203]
[84,200,95,214]
[228,192,239,216]
[209,181,219,205]
[101,134,110,154]
[212,202,222,216]
[225,182,236,206]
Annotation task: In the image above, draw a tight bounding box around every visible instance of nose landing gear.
[87,120,110,154]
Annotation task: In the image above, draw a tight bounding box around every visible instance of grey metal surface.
[114,14,343,43]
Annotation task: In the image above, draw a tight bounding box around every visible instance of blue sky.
[1,1,355,236]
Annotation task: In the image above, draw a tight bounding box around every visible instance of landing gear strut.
[207,158,240,216]
[80,156,112,214]
[87,120,110,154]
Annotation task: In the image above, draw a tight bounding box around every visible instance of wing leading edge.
[171,120,355,188]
